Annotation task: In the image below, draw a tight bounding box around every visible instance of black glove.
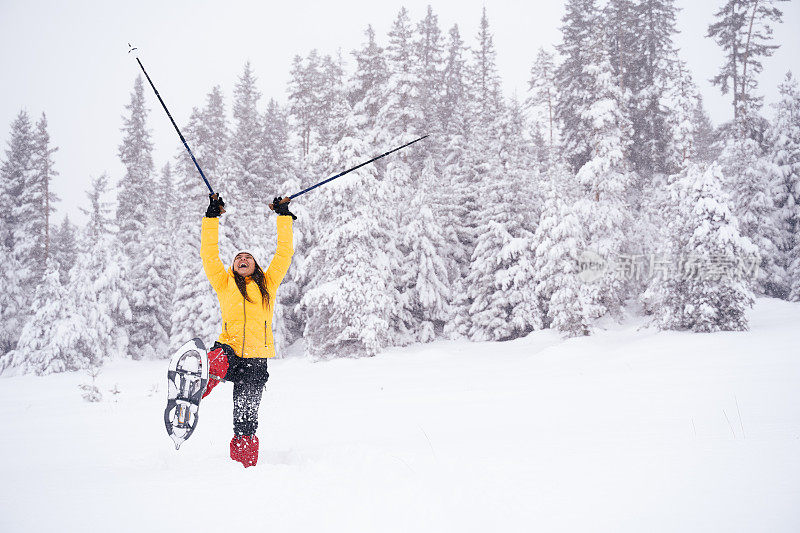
[205,193,225,218]
[272,196,297,220]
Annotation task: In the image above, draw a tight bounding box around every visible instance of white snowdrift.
[1,298,798,532]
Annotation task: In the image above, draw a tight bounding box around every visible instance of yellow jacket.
[201,216,294,358]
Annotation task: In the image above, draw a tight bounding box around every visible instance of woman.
[200,193,296,467]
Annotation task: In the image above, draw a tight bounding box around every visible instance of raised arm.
[201,212,229,292]
[266,216,294,289]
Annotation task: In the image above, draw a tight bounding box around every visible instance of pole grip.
[268,196,291,211]
[210,192,226,214]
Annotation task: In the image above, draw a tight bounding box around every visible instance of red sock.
[202,347,229,399]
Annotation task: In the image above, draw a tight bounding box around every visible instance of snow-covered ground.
[1,298,799,532]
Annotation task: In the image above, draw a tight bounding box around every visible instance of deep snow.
[1,298,799,532]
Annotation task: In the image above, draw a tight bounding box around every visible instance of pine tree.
[145,162,177,354]
[527,47,558,151]
[117,75,158,359]
[74,174,132,364]
[632,0,681,179]
[434,24,473,308]
[0,247,23,356]
[556,0,600,171]
[532,164,600,336]
[375,7,421,146]
[470,7,503,125]
[718,132,786,296]
[288,51,349,157]
[414,6,445,146]
[263,98,292,186]
[645,163,756,331]
[170,87,229,352]
[572,38,635,318]
[0,261,79,375]
[51,215,77,282]
[464,98,542,341]
[30,113,59,260]
[693,96,719,163]
[663,60,702,170]
[300,134,399,357]
[767,72,800,300]
[603,0,640,94]
[397,157,452,342]
[288,53,316,157]
[707,0,788,121]
[0,110,33,250]
[0,110,34,355]
[349,26,389,115]
[230,62,265,199]
[439,24,469,139]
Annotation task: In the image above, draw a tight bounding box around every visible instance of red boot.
[230,435,259,468]
[202,347,229,399]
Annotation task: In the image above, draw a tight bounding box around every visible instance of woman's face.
[234,253,255,277]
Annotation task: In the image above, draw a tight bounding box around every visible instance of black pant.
[213,342,270,437]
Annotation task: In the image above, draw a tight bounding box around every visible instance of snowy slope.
[1,298,799,532]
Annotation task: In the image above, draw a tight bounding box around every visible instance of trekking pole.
[127,44,224,210]
[269,135,428,210]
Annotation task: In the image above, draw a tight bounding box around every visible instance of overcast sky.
[2,0,799,226]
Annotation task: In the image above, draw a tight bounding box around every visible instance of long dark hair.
[233,259,270,308]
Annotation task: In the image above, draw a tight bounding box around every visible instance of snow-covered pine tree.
[707,0,788,122]
[0,261,80,375]
[397,156,453,342]
[374,7,421,149]
[263,96,305,350]
[367,7,428,342]
[532,162,600,336]
[0,110,34,355]
[142,162,177,356]
[74,173,132,362]
[663,60,702,171]
[0,248,23,357]
[288,53,316,157]
[527,47,559,153]
[470,7,503,127]
[117,75,159,359]
[263,99,292,186]
[413,6,445,160]
[766,72,800,300]
[717,129,786,296]
[465,97,543,341]
[299,132,399,357]
[12,114,49,287]
[288,51,349,158]
[602,0,639,95]
[169,88,229,352]
[224,62,270,257]
[645,162,756,331]
[572,36,635,319]
[692,96,719,164]
[349,25,389,122]
[439,24,469,141]
[30,113,59,260]
[318,53,351,150]
[435,23,472,279]
[446,9,516,338]
[555,0,600,172]
[50,215,77,283]
[0,110,33,250]
[231,62,265,198]
[626,0,680,179]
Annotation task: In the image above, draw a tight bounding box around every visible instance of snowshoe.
[164,338,208,450]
